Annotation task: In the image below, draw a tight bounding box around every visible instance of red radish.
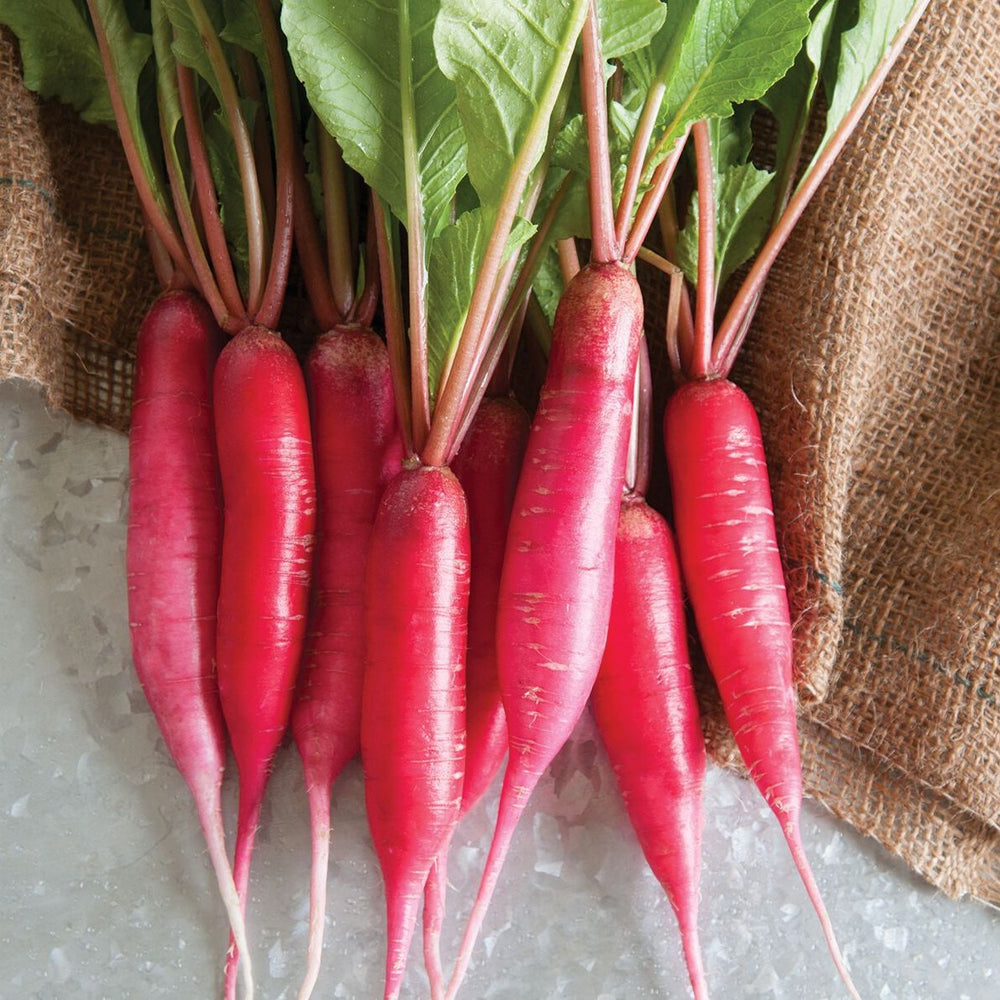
[451,396,530,812]
[290,325,399,1000]
[422,394,530,996]
[445,262,643,998]
[214,326,317,1000]
[363,464,470,1000]
[664,377,858,999]
[591,494,709,1000]
[126,290,254,999]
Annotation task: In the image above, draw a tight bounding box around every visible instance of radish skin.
[591,495,709,1000]
[664,377,859,999]
[445,262,643,998]
[126,291,254,1000]
[422,395,530,997]
[363,464,469,1000]
[291,326,399,1000]
[213,326,317,1000]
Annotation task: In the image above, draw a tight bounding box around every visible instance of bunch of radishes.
[1,1,933,997]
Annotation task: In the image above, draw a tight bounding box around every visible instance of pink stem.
[372,197,414,458]
[251,0,297,331]
[292,154,341,332]
[712,0,932,375]
[580,0,619,263]
[86,0,195,289]
[353,209,381,328]
[615,83,666,248]
[557,238,581,284]
[176,64,245,320]
[623,129,690,264]
[691,121,715,379]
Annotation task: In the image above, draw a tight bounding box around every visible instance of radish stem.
[691,120,715,379]
[581,0,618,264]
[251,0,297,331]
[373,196,414,458]
[87,0,196,288]
[399,0,431,453]
[235,47,277,236]
[185,0,267,316]
[712,0,932,372]
[292,152,341,332]
[353,210,381,328]
[623,129,689,264]
[176,65,245,320]
[319,127,357,319]
[615,82,666,248]
[557,238,581,285]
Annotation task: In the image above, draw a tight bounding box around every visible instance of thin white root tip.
[296,787,332,1000]
[784,823,862,1000]
[443,788,529,1000]
[198,806,255,1000]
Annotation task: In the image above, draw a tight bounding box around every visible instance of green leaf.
[160,0,226,105]
[762,0,840,184]
[282,0,466,244]
[597,0,666,60]
[220,0,266,67]
[532,242,565,326]
[90,1,163,201]
[549,99,638,239]
[809,0,920,172]
[204,105,252,295]
[677,160,775,285]
[434,0,588,212]
[0,0,114,125]
[302,114,326,226]
[645,0,815,163]
[426,211,535,405]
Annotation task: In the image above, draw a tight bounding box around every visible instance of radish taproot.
[214,327,317,1000]
[663,378,858,997]
[291,324,399,1000]
[126,290,254,998]
[444,261,643,998]
[422,393,530,996]
[591,493,709,1000]
[362,464,470,1000]
[589,334,709,1000]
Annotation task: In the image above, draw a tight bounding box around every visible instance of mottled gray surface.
[1,377,997,1000]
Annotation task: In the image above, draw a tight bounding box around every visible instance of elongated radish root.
[127,291,254,1000]
[591,495,709,1000]
[363,464,469,1000]
[422,395,530,997]
[445,262,643,999]
[291,326,399,1000]
[214,326,317,1000]
[664,377,859,1000]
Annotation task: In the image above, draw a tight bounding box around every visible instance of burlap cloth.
[2,2,997,904]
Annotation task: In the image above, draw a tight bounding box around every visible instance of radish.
[126,290,254,998]
[451,397,530,813]
[591,495,708,1000]
[290,323,399,1000]
[214,326,316,1000]
[362,464,470,1000]
[444,261,643,997]
[421,393,530,996]
[588,334,709,1000]
[663,377,860,996]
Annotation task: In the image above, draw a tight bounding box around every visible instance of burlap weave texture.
[1,3,997,904]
